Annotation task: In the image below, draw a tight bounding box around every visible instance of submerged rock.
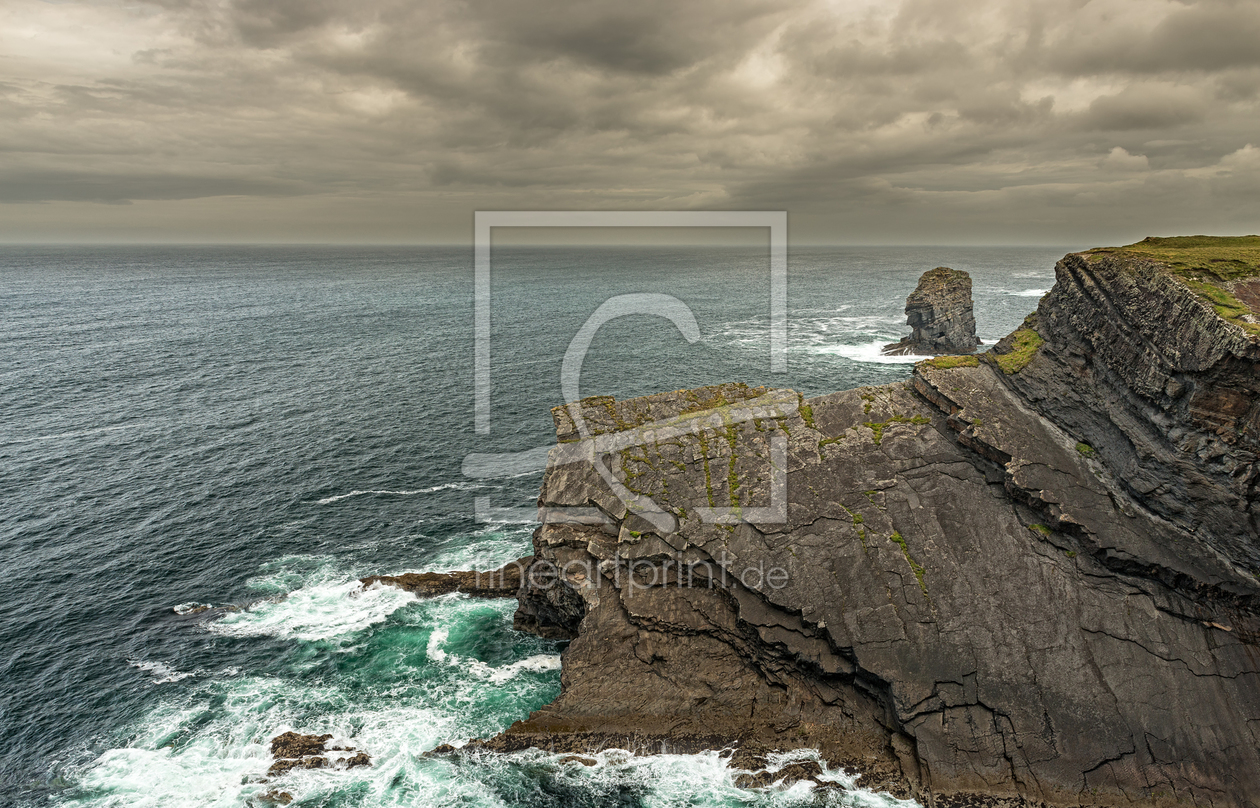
[479,238,1260,807]
[883,266,981,356]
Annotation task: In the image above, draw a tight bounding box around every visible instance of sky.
[0,0,1258,245]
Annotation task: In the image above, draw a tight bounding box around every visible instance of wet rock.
[558,755,598,766]
[270,732,331,760]
[255,790,293,806]
[883,267,981,356]
[266,731,370,777]
[732,770,775,789]
[267,756,328,777]
[733,760,826,789]
[361,556,532,598]
[723,745,770,772]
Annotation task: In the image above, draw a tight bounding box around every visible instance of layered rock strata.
[883,267,982,356]
[484,242,1260,807]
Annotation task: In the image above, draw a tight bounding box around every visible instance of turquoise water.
[0,245,1070,806]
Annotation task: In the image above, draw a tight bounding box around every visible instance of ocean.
[0,244,1070,807]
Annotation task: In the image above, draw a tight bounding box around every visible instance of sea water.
[0,244,1069,807]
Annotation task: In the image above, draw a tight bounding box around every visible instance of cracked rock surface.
[483,250,1258,807]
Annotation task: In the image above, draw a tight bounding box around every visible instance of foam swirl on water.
[209,579,416,642]
[60,552,919,807]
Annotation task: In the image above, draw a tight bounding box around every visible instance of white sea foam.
[209,579,416,642]
[315,479,476,504]
[128,659,196,684]
[72,561,920,808]
[240,554,344,595]
[427,626,562,683]
[426,627,450,663]
[710,313,909,354]
[67,596,565,808]
[810,340,923,364]
[485,747,921,807]
[1012,288,1049,297]
[459,652,563,685]
[714,310,939,367]
[423,524,535,572]
[477,654,563,684]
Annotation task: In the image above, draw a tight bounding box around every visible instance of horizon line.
[0,240,1092,249]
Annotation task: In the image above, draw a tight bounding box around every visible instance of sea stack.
[882,266,981,355]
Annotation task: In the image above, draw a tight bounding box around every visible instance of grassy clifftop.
[1084,235,1260,336]
[1086,235,1260,281]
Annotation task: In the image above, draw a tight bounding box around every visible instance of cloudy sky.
[1,0,1257,244]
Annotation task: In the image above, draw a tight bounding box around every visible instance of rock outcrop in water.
[883,267,981,356]
[478,238,1260,807]
[361,556,529,598]
[257,731,371,805]
[265,731,371,776]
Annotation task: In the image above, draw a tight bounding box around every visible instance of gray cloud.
[1044,0,1260,75]
[0,0,1256,243]
[1082,84,1209,131]
[0,170,307,204]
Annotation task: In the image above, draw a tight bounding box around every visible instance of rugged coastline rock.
[265,731,371,778]
[883,267,981,356]
[482,238,1260,807]
[361,556,530,598]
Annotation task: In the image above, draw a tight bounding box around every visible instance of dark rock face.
[487,250,1260,807]
[999,251,1260,582]
[884,267,981,356]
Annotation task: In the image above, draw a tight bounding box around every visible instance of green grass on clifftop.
[992,325,1044,374]
[1089,235,1260,281]
[923,354,979,370]
[1085,236,1260,336]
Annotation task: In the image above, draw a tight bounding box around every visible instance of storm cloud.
[0,0,1256,243]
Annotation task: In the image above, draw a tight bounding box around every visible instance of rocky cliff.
[450,238,1260,807]
[884,267,981,356]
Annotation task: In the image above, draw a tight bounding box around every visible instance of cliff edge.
[483,237,1260,807]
